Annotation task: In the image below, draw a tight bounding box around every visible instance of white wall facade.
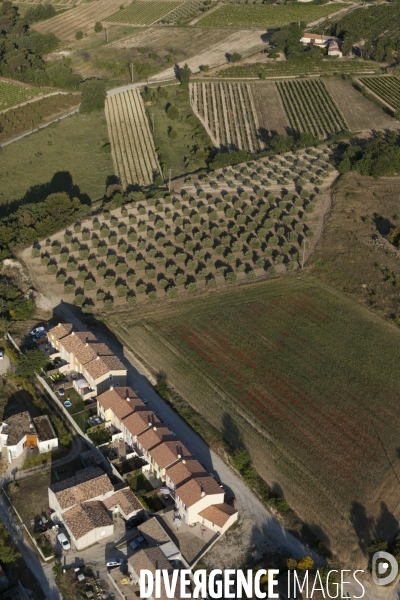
[65,522,114,550]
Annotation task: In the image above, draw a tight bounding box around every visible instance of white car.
[0,351,3,360]
[106,558,124,568]
[31,326,45,336]
[57,532,70,550]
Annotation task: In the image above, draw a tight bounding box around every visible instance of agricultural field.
[156,0,211,24]
[149,29,267,81]
[0,112,113,207]
[105,89,161,188]
[217,57,382,78]
[0,81,50,112]
[0,93,80,144]
[23,146,337,312]
[250,81,290,138]
[18,0,88,7]
[106,275,400,565]
[276,79,348,139]
[190,82,263,152]
[324,77,400,131]
[359,76,400,113]
[195,2,348,28]
[33,0,126,39]
[105,1,182,26]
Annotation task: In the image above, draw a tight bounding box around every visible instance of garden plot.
[250,81,290,138]
[149,29,267,81]
[105,89,161,188]
[33,0,126,40]
[24,146,337,312]
[277,79,348,139]
[105,1,182,26]
[190,82,263,152]
[359,75,400,113]
[324,77,400,132]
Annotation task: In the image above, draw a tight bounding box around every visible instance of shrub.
[79,248,89,260]
[56,272,66,283]
[47,263,57,275]
[116,284,128,297]
[147,290,157,301]
[76,30,83,40]
[104,298,114,310]
[64,282,75,294]
[51,243,61,255]
[127,292,137,307]
[74,293,85,306]
[84,278,96,290]
[116,262,128,274]
[107,253,118,265]
[104,275,116,287]
[96,290,105,301]
[109,234,118,245]
[82,229,90,241]
[64,232,72,243]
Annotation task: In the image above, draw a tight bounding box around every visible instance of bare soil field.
[324,77,400,131]
[33,0,129,40]
[105,274,400,566]
[149,29,267,81]
[250,81,291,137]
[312,173,400,322]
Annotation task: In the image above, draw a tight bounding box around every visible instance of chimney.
[148,420,152,427]
[199,481,205,497]
[153,426,157,431]
[200,490,205,497]
[177,454,181,459]
[96,355,100,360]
[110,385,114,390]
[85,342,89,347]
[127,397,130,402]
[71,331,75,336]
[182,459,186,464]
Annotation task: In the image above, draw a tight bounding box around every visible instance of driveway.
[0,352,10,375]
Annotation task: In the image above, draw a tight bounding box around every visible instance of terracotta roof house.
[137,427,176,454]
[174,476,224,525]
[198,503,238,534]
[103,487,143,519]
[148,440,192,481]
[48,467,114,513]
[122,411,161,443]
[0,412,58,463]
[300,33,332,46]
[62,501,113,550]
[166,459,207,489]
[97,387,145,423]
[128,547,186,600]
[46,324,127,397]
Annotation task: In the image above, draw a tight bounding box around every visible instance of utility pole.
[104,27,108,42]
[168,169,172,192]
[31,119,33,133]
[151,113,155,133]
[130,63,134,83]
[301,238,307,270]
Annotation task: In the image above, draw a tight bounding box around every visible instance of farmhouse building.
[47,324,127,397]
[300,33,332,47]
[0,412,58,463]
[328,40,342,57]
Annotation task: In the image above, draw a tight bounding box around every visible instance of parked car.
[142,398,148,405]
[0,350,3,360]
[57,532,70,550]
[30,326,45,336]
[125,515,143,529]
[106,558,124,568]
[152,410,158,416]
[130,535,145,550]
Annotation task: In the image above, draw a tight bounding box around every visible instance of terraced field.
[105,89,161,188]
[106,0,182,25]
[33,0,126,39]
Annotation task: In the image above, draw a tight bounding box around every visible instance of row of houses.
[97,386,238,534]
[47,323,127,398]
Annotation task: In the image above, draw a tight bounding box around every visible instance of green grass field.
[106,1,181,24]
[0,111,113,207]
[106,275,400,563]
[196,2,347,28]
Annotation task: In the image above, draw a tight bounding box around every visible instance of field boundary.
[0,107,80,149]
[0,91,79,116]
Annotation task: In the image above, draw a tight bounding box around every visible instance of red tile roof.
[63,501,112,540]
[166,459,207,487]
[175,476,223,508]
[123,411,161,437]
[198,503,238,528]
[49,467,113,510]
[149,440,192,470]
[137,427,176,452]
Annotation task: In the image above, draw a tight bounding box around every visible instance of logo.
[372,551,398,586]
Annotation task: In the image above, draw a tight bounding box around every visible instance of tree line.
[337,131,400,178]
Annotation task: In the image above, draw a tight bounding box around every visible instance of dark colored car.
[125,515,144,529]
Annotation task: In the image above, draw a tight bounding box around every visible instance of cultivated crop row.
[33,0,124,39]
[156,0,208,23]
[359,76,400,112]
[277,79,348,139]
[0,81,49,112]
[190,82,263,152]
[0,93,80,143]
[105,89,161,189]
[106,1,181,25]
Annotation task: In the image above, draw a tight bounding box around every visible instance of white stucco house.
[0,412,58,463]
